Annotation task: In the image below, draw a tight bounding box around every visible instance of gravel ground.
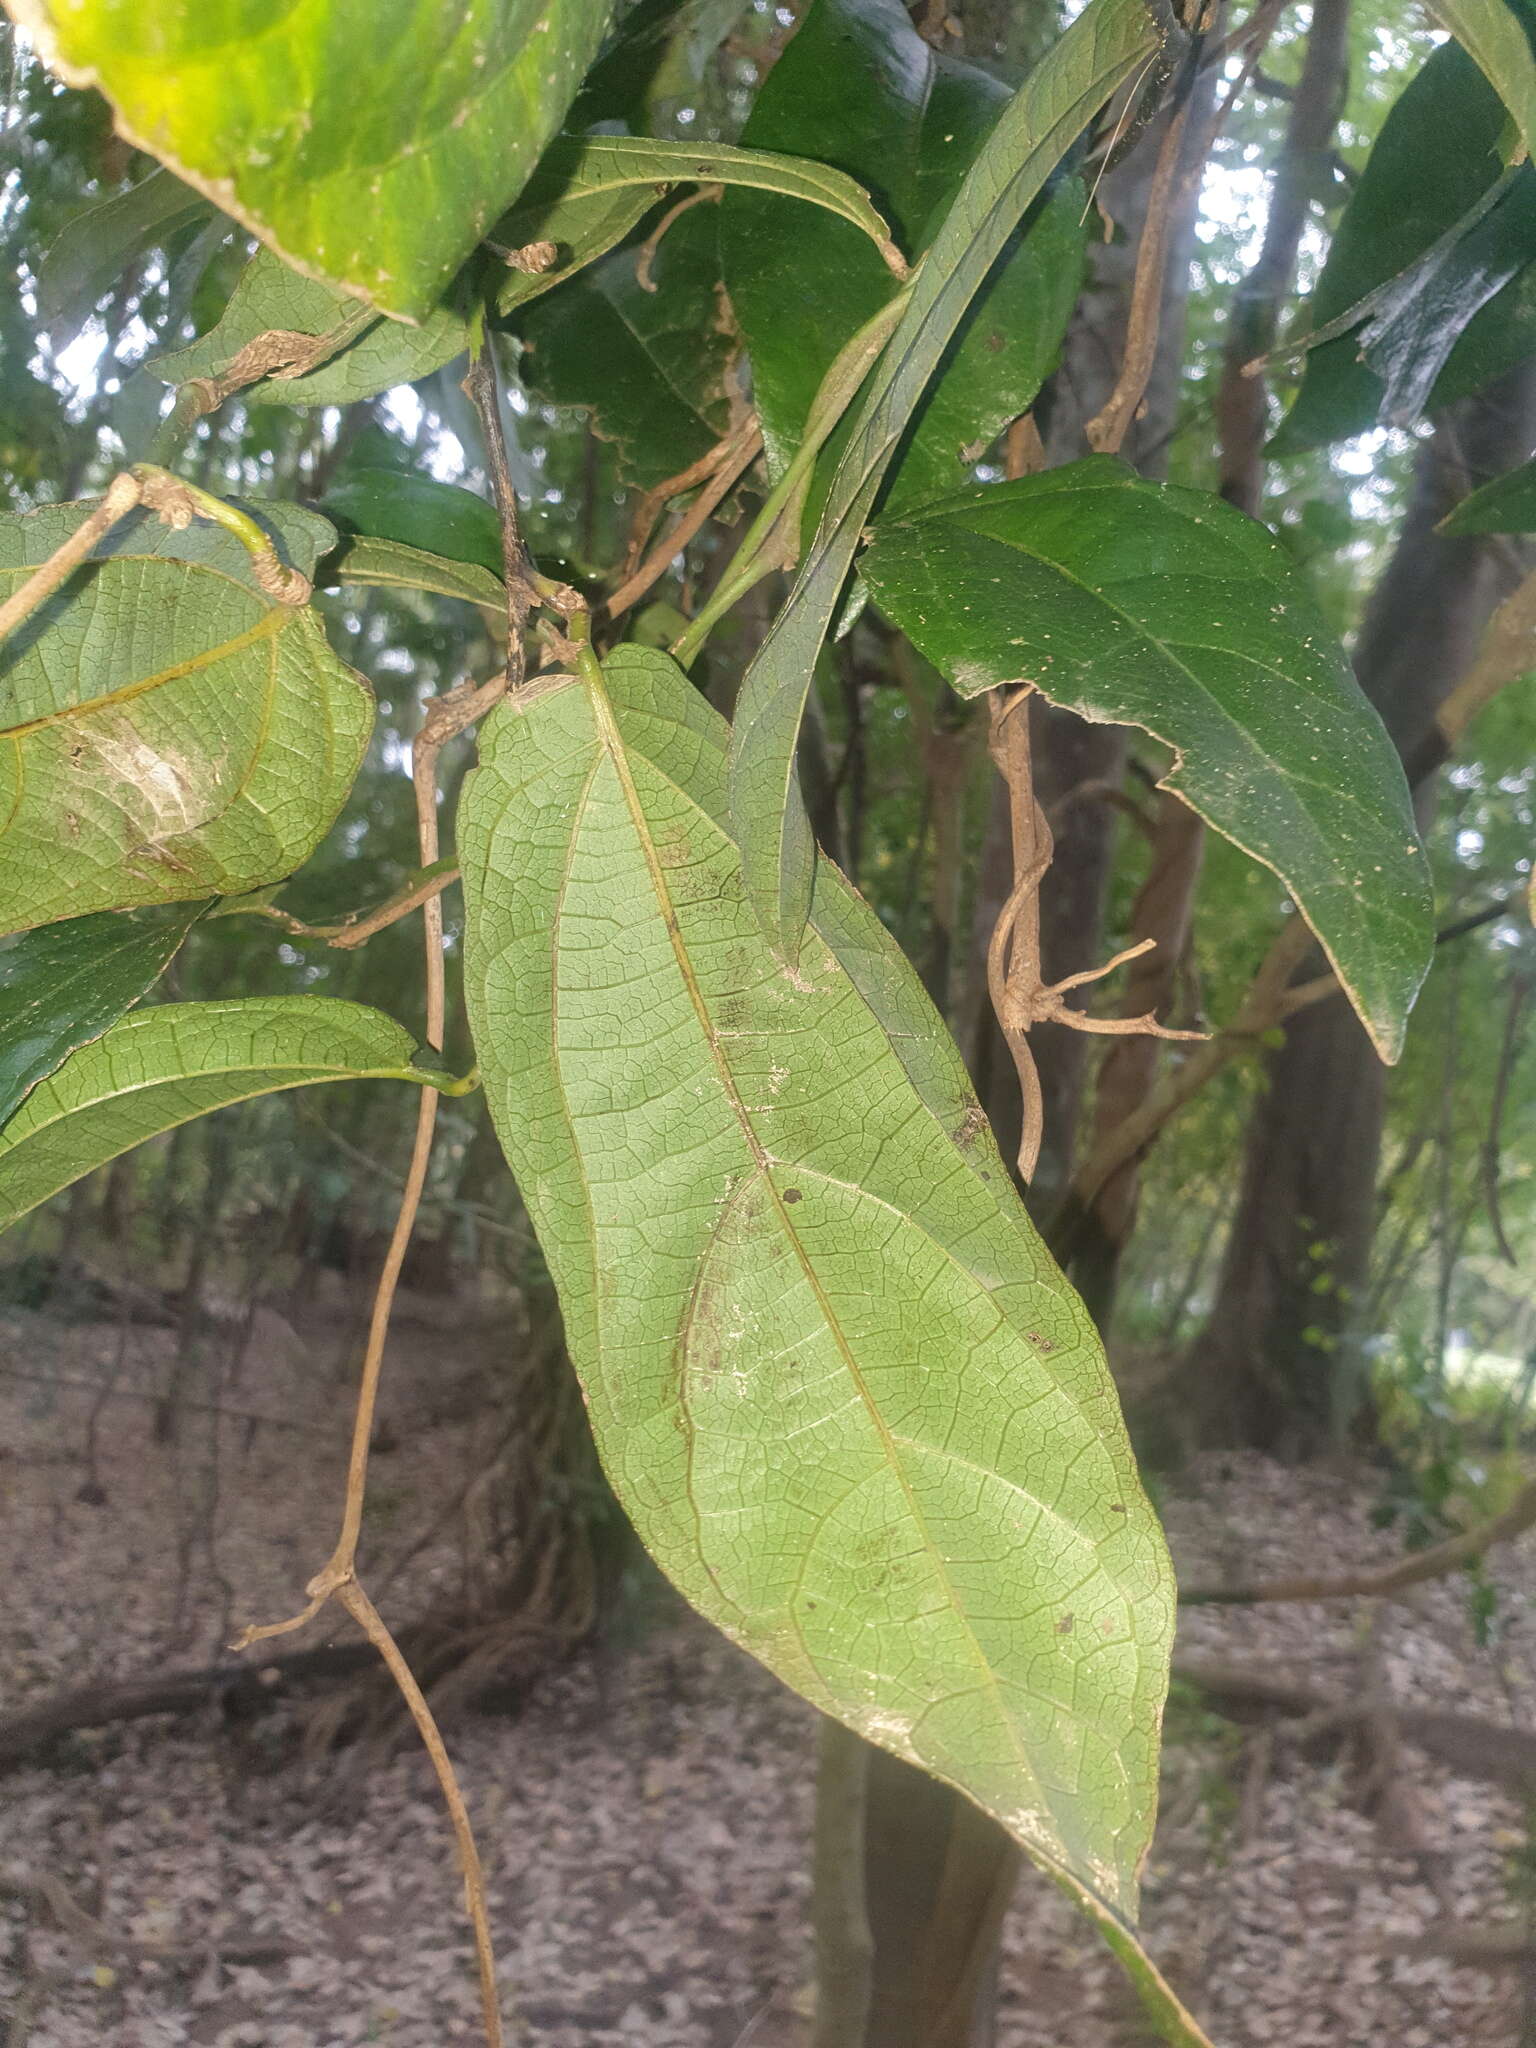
[1,1304,1532,2047]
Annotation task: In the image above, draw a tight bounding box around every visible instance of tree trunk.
[1192,363,1536,1455]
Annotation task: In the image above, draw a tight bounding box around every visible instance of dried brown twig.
[608,417,763,619]
[986,689,1204,1180]
[232,343,553,2048]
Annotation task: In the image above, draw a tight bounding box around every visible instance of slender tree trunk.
[1192,363,1536,1454]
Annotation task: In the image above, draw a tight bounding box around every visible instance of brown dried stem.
[1179,1474,1536,1608]
[234,661,515,2048]
[608,418,763,618]
[985,690,1204,1180]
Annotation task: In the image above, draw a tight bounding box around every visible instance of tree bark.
[1192,362,1536,1455]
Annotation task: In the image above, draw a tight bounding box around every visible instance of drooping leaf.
[318,534,506,612]
[494,132,904,317]
[321,471,504,580]
[727,0,1167,959]
[8,0,616,320]
[720,0,1086,498]
[148,249,471,412]
[0,499,372,931]
[0,997,451,1230]
[1438,447,1536,531]
[460,643,1210,2046]
[0,901,203,1127]
[1275,24,1536,453]
[514,202,736,489]
[1356,167,1536,425]
[861,458,1433,1062]
[1430,0,1536,162]
[38,166,212,348]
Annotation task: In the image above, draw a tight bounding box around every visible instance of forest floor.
[1,1286,1533,2048]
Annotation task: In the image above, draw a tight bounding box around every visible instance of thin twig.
[336,1580,507,2048]
[607,420,763,619]
[0,471,142,645]
[1179,1475,1536,1606]
[233,654,515,2048]
[1085,4,1217,455]
[1481,971,1531,1265]
[985,689,1204,1180]
[226,862,462,949]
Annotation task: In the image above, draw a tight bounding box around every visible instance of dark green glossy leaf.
[1438,448,1536,531]
[0,500,372,931]
[861,458,1433,1062]
[720,0,1085,497]
[1357,167,1536,424]
[149,249,471,411]
[321,471,504,580]
[461,643,1211,2047]
[38,166,211,348]
[515,202,735,489]
[0,997,452,1230]
[1275,22,1536,452]
[0,902,203,1127]
[494,132,903,317]
[728,0,1165,959]
[11,0,616,319]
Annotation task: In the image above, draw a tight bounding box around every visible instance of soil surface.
[1,1298,1532,2047]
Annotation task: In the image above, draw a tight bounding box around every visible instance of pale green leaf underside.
[9,0,614,318]
[727,0,1167,959]
[0,500,372,932]
[320,535,507,611]
[149,250,469,410]
[496,132,904,315]
[461,646,1199,2027]
[0,997,436,1230]
[861,459,1434,1062]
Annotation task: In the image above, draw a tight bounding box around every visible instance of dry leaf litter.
[0,1295,1531,2047]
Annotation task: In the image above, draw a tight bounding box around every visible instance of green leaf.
[0,997,445,1231]
[460,643,1209,2046]
[0,499,373,931]
[1275,27,1536,453]
[515,202,736,489]
[10,0,616,320]
[1438,449,1536,531]
[861,458,1434,1063]
[148,249,470,411]
[1356,167,1536,425]
[38,166,212,348]
[494,132,904,317]
[728,0,1166,959]
[320,471,504,579]
[0,902,203,1128]
[1430,0,1536,162]
[720,0,1086,496]
[319,534,506,611]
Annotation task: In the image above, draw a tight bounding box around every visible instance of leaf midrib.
[582,664,1063,1855]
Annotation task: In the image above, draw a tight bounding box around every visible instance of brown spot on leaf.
[782,1188,802,1204]
[1056,1613,1075,1636]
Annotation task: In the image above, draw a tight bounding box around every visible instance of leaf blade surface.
[460,645,1188,1997]
[860,458,1433,1060]
[0,996,437,1229]
[0,500,372,930]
